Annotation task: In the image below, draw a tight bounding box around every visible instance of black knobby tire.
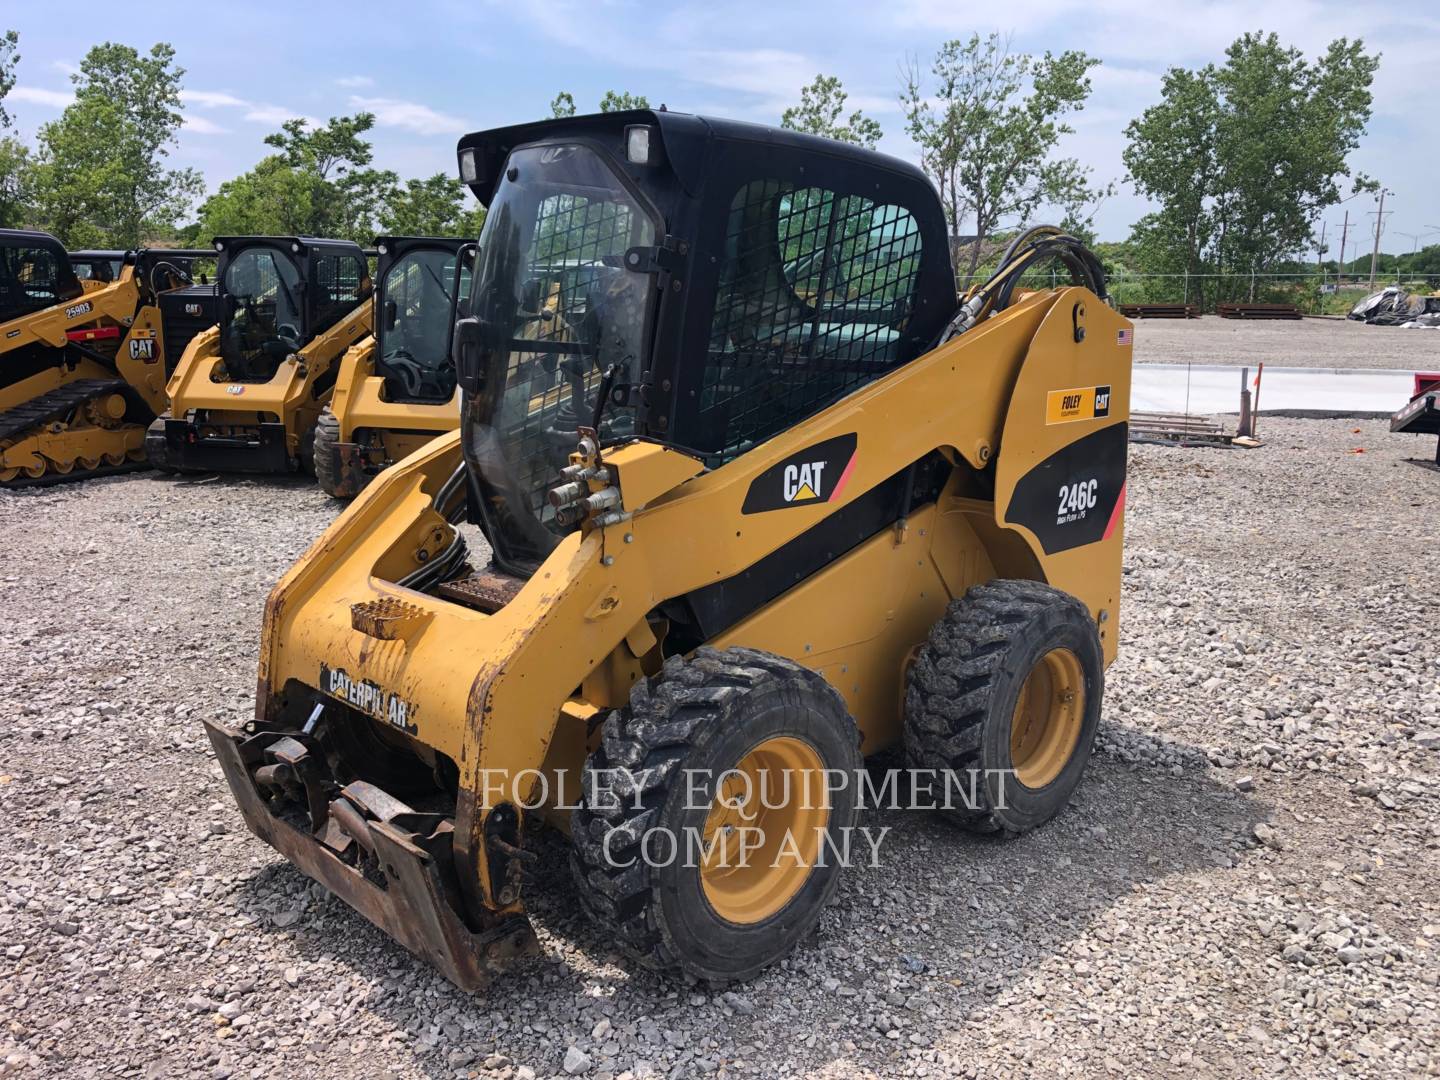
[312,409,349,497]
[570,646,862,984]
[904,579,1103,836]
[144,416,175,474]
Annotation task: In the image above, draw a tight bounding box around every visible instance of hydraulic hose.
[936,227,1109,346]
[396,463,472,592]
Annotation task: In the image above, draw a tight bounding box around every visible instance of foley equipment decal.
[1046,385,1111,425]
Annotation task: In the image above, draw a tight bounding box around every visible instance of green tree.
[551,90,648,118]
[781,74,882,149]
[31,42,202,246]
[195,156,323,237]
[901,34,1108,284]
[196,113,399,242]
[1124,33,1378,304]
[0,29,18,130]
[598,90,649,112]
[0,30,31,228]
[0,136,31,228]
[378,173,485,237]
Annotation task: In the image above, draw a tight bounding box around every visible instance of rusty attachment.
[350,596,433,640]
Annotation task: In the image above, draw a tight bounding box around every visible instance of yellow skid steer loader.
[1,229,216,486]
[148,236,373,475]
[314,236,473,497]
[206,112,1133,990]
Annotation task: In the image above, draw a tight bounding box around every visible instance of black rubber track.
[903,578,1103,836]
[0,378,135,442]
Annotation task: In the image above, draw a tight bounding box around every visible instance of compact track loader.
[206,112,1133,991]
[314,236,473,497]
[148,236,373,475]
[0,230,217,486]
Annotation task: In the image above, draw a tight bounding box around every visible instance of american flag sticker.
[1117,328,1133,345]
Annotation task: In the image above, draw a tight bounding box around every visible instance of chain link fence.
[1091,272,1440,316]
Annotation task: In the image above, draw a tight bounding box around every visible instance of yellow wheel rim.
[700,736,829,924]
[1010,648,1085,789]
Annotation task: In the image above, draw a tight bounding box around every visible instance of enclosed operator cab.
[1,230,214,486]
[150,236,373,475]
[314,236,474,497]
[206,111,1132,992]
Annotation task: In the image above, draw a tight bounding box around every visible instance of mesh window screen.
[0,247,62,319]
[493,192,646,531]
[311,254,368,333]
[700,181,924,461]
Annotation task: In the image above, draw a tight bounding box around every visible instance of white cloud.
[243,103,316,126]
[10,86,74,109]
[181,89,313,127]
[49,60,79,77]
[348,95,467,136]
[183,115,229,135]
[182,89,250,109]
[336,75,375,88]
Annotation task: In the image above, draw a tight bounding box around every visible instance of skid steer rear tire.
[904,579,1102,836]
[312,409,350,497]
[571,646,862,985]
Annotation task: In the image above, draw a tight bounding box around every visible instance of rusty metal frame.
[203,717,538,991]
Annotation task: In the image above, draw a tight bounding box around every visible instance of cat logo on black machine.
[742,433,858,514]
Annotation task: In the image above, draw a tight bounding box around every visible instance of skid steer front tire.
[571,646,862,985]
[905,579,1103,836]
[312,409,350,497]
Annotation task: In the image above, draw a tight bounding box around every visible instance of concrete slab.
[1131,364,1415,416]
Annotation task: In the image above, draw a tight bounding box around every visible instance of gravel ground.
[1134,315,1439,371]
[0,420,1437,1079]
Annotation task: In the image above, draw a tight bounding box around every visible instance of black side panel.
[158,284,221,376]
[1003,422,1127,555]
[666,453,950,648]
[0,341,63,392]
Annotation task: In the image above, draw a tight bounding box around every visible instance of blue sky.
[5,0,1437,250]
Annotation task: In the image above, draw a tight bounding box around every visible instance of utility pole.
[1337,210,1350,285]
[1368,188,1390,290]
[1315,219,1327,284]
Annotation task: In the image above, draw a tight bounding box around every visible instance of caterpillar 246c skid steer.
[206,112,1133,990]
[1,229,216,487]
[313,236,473,497]
[147,236,373,475]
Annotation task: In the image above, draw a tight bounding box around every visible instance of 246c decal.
[1056,478,1099,524]
[1004,424,1127,553]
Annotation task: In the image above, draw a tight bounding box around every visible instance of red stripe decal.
[1102,482,1126,541]
[66,326,122,341]
[828,452,858,502]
